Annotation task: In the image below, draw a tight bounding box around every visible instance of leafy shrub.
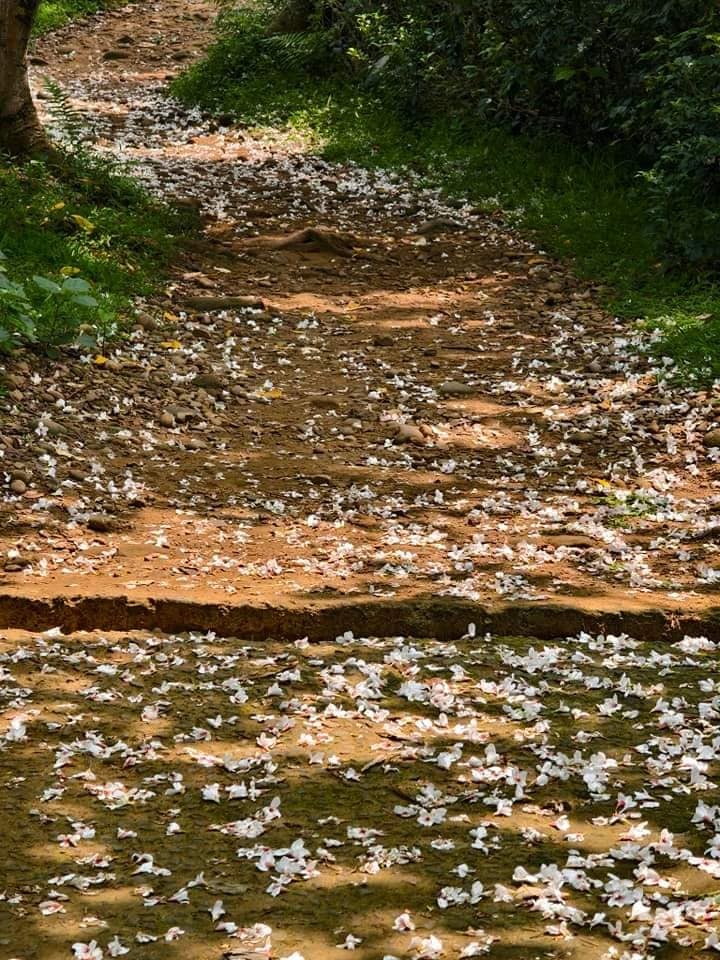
[240,0,720,271]
[0,252,114,352]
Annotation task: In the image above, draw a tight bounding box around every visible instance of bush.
[250,0,720,271]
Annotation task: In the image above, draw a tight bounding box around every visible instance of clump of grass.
[174,7,720,384]
[34,0,112,35]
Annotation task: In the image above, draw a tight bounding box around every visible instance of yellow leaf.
[94,355,108,366]
[51,201,66,211]
[70,214,96,233]
[160,339,182,350]
[60,265,81,277]
[254,387,284,399]
[163,311,179,323]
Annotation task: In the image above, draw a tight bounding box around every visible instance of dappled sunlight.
[1,627,719,957]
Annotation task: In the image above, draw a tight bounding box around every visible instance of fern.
[262,30,329,70]
[43,77,88,151]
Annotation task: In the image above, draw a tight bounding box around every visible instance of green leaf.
[61,277,92,294]
[76,331,99,349]
[71,294,99,308]
[554,65,576,81]
[33,275,62,294]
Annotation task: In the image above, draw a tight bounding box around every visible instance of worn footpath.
[0,3,720,960]
[0,0,716,634]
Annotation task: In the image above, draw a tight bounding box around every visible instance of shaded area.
[0,627,719,959]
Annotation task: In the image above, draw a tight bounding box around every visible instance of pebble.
[159,411,176,428]
[9,479,27,495]
[416,217,463,236]
[439,380,473,396]
[396,423,426,445]
[86,513,117,533]
[192,373,225,393]
[704,429,720,447]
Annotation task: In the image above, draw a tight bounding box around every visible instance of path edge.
[0,593,717,641]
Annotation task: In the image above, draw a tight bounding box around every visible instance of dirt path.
[0,0,718,635]
[1,6,720,958]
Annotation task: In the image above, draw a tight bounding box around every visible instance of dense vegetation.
[0,153,183,353]
[176,0,720,380]
[34,0,110,34]
[0,0,181,356]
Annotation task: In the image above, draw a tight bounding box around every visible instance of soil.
[0,5,719,958]
[0,0,714,635]
[0,627,719,960]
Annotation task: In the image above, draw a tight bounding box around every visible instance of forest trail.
[1,0,719,636]
[2,6,720,959]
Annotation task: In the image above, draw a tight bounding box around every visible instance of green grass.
[0,151,187,351]
[0,1,187,353]
[1,154,181,296]
[173,10,720,383]
[35,0,112,35]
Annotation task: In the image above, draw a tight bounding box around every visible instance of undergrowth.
[34,0,112,35]
[0,151,185,353]
[0,3,187,355]
[174,6,720,384]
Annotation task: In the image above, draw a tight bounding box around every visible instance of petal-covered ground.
[1,5,720,957]
[0,626,719,959]
[0,0,717,627]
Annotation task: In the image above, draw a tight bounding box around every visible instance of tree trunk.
[0,0,47,156]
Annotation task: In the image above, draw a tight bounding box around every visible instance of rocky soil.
[0,0,715,625]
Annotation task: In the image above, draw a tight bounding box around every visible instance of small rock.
[102,49,129,61]
[159,411,176,428]
[192,373,225,393]
[166,404,195,423]
[68,467,87,482]
[9,479,27,495]
[705,429,720,448]
[43,420,65,437]
[86,513,117,533]
[136,313,157,331]
[439,380,473,396]
[307,474,332,485]
[396,423,426,445]
[184,437,206,450]
[372,335,393,347]
[10,469,31,484]
[311,397,338,410]
[416,218,463,237]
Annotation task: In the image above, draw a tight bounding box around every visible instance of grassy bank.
[35,0,111,35]
[0,152,185,352]
[173,9,720,383]
[0,1,184,355]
